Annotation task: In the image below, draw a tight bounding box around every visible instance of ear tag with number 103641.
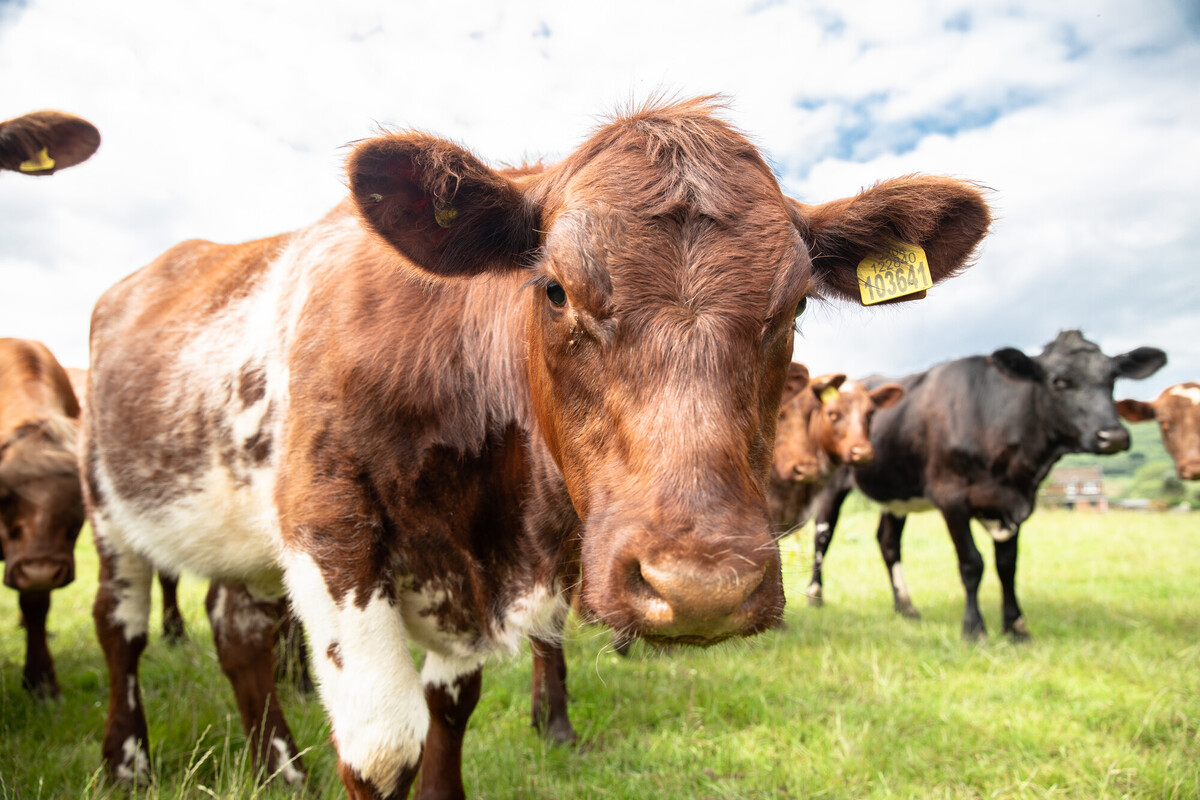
[857,239,931,305]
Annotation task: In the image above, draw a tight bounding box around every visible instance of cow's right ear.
[1115,398,1157,423]
[870,383,905,410]
[780,362,810,406]
[787,176,991,304]
[0,111,100,175]
[810,373,847,401]
[991,348,1044,382]
[348,133,541,278]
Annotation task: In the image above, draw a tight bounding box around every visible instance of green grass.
[2,510,1199,798]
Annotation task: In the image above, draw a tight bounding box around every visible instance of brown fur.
[0,110,100,174]
[1117,382,1200,480]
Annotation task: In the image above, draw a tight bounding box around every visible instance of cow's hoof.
[805,584,824,607]
[162,619,187,645]
[961,624,987,642]
[1006,617,1031,642]
[22,673,60,699]
[547,719,578,747]
[894,601,921,619]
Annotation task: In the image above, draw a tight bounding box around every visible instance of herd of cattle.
[1,101,1194,799]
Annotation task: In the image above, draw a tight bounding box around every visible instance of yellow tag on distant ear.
[18,147,55,173]
[819,386,840,403]
[857,239,931,305]
[434,201,458,229]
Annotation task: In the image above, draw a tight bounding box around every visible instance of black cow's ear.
[1115,398,1157,423]
[1113,347,1167,380]
[991,348,1043,382]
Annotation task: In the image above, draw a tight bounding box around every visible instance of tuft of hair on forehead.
[554,94,779,222]
[1042,329,1098,356]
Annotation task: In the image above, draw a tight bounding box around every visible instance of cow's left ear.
[870,383,905,410]
[992,348,1044,382]
[787,176,991,303]
[810,373,847,402]
[348,133,541,278]
[1113,347,1167,380]
[1115,398,1157,423]
[0,111,100,175]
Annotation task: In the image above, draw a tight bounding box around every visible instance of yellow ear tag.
[434,201,458,229]
[857,239,931,305]
[819,385,840,404]
[18,147,55,173]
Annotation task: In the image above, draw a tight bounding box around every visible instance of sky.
[1,0,1197,401]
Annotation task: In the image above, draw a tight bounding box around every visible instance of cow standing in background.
[1,110,99,175]
[1116,383,1200,480]
[0,339,86,696]
[84,98,991,798]
[808,331,1165,639]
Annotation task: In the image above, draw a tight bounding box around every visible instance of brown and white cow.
[0,110,100,175]
[768,364,904,539]
[0,339,86,696]
[83,98,990,798]
[1117,383,1200,480]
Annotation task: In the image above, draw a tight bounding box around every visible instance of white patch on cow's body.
[890,563,912,605]
[978,518,1018,542]
[271,737,305,786]
[421,652,485,706]
[115,736,150,780]
[879,497,935,516]
[1167,385,1200,405]
[283,551,427,797]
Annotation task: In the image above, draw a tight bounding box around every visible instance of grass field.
[2,508,1198,799]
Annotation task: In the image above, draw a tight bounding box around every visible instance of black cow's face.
[1033,331,1166,454]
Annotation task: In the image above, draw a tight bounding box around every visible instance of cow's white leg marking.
[103,538,154,642]
[422,652,485,705]
[891,563,912,606]
[271,736,305,786]
[115,736,150,781]
[284,551,426,797]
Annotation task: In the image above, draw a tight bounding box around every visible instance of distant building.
[1041,466,1109,511]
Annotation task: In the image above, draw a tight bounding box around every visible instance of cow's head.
[992,330,1166,456]
[1117,383,1200,479]
[809,377,905,468]
[0,111,100,176]
[0,416,84,591]
[349,98,990,645]
[773,363,823,483]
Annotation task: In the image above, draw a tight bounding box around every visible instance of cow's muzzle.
[1093,427,1130,455]
[6,556,75,591]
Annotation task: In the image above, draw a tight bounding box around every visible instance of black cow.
[808,330,1165,639]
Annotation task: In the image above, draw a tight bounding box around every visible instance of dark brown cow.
[84,98,990,798]
[0,110,99,175]
[0,339,86,696]
[1117,382,1200,480]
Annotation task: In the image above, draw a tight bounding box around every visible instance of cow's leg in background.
[18,589,57,696]
[284,552,427,800]
[994,531,1029,640]
[530,636,577,745]
[205,581,305,786]
[416,653,485,800]
[159,570,186,643]
[806,481,851,607]
[942,506,987,639]
[92,540,153,781]
[876,512,918,618]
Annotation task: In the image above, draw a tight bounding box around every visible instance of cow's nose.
[1178,462,1200,481]
[791,462,820,483]
[1095,427,1130,454]
[847,444,874,465]
[11,558,73,592]
[624,551,768,642]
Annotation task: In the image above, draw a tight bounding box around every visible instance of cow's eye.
[1052,377,1071,391]
[546,282,567,308]
[794,297,807,319]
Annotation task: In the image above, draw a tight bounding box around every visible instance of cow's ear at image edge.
[348,133,542,277]
[1113,347,1167,381]
[786,175,991,304]
[1115,398,1157,423]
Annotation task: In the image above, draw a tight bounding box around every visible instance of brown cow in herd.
[0,339,86,696]
[1117,382,1200,481]
[82,97,990,798]
[528,360,905,745]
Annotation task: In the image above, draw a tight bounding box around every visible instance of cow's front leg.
[206,581,305,786]
[19,589,58,697]
[92,538,153,782]
[285,553,427,800]
[807,482,851,607]
[530,636,577,745]
[993,530,1028,640]
[942,506,986,640]
[876,512,918,618]
[415,653,484,800]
